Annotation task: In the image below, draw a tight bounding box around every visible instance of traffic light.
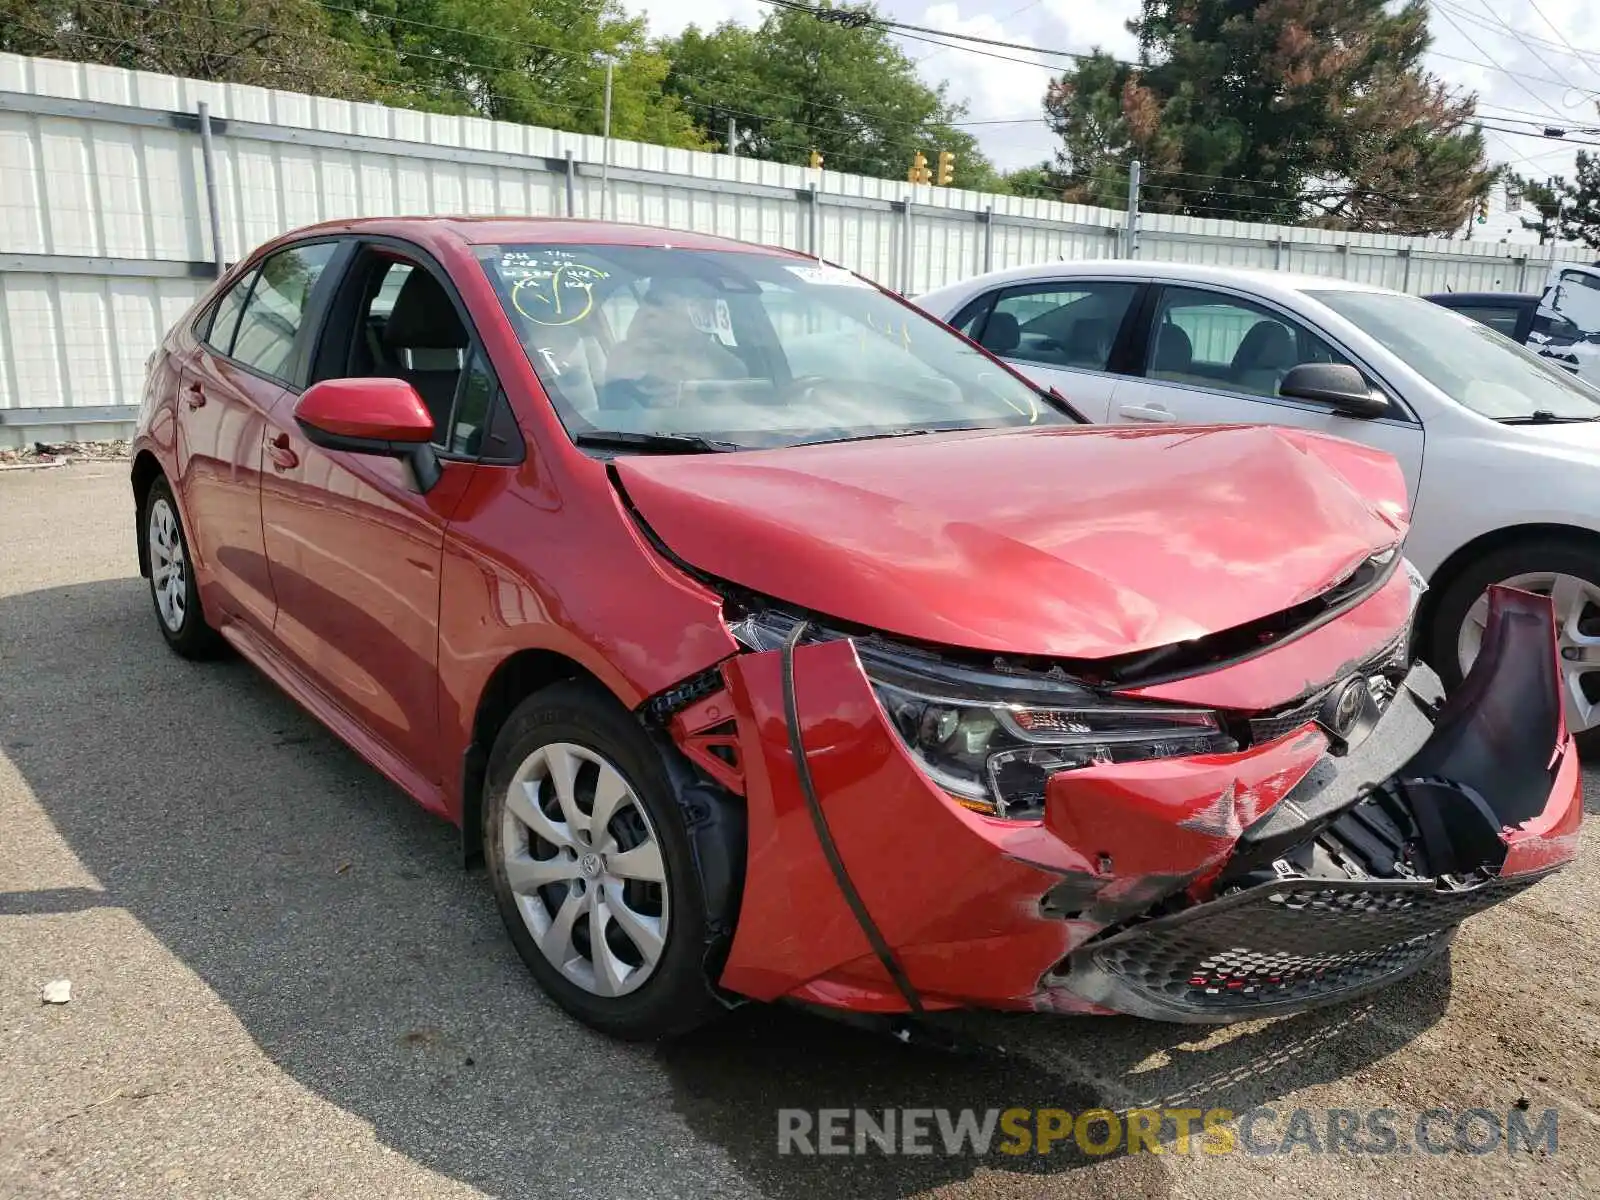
[808,148,823,169]
[908,150,931,184]
[937,150,955,185]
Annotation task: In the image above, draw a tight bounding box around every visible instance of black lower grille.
[1062,871,1545,1021]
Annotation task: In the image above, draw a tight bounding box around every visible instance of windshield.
[475,243,1073,449]
[1309,288,1600,421]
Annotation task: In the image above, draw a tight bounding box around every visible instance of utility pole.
[726,116,737,155]
[600,56,614,220]
[1124,159,1142,258]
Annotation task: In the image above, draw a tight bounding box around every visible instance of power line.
[1429,3,1573,119]
[1466,0,1597,102]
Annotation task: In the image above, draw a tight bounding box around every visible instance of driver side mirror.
[1278,363,1389,419]
[293,378,442,492]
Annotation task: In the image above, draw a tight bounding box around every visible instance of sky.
[620,0,1600,244]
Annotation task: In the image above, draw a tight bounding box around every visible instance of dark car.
[1424,291,1583,373]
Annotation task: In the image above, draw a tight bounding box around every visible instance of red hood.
[612,424,1409,659]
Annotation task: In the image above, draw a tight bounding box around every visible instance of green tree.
[318,0,706,146]
[1511,155,1600,248]
[0,0,361,95]
[1044,0,1497,235]
[659,3,997,187]
[995,162,1058,198]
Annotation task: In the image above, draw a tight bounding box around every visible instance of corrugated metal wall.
[1,50,1589,446]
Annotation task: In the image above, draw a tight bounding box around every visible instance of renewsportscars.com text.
[776,1106,1558,1157]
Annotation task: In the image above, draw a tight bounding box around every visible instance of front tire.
[483,680,724,1040]
[1424,537,1600,748]
[142,477,224,659]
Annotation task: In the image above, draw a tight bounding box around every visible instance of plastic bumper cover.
[710,585,1580,1018]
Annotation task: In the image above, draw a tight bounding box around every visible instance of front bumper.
[704,585,1581,1021]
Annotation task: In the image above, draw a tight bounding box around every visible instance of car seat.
[381,270,469,428]
[1231,320,1298,395]
[1151,322,1194,378]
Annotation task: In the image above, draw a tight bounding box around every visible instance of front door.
[1112,284,1426,500]
[259,245,491,784]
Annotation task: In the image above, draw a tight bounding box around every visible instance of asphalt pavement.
[2,462,1597,1199]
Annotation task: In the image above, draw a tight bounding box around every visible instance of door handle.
[186,381,206,410]
[1117,403,1178,423]
[267,433,299,471]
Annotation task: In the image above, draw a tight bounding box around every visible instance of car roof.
[264,216,809,259]
[918,259,1399,303]
[1423,291,1540,302]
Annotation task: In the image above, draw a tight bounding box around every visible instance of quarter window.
[979,283,1139,372]
[1146,287,1355,400]
[229,242,340,381]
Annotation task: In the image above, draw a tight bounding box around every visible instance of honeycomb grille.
[1075,873,1543,1018]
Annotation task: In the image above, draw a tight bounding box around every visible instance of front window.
[1310,289,1600,421]
[475,244,1073,450]
[1148,286,1355,400]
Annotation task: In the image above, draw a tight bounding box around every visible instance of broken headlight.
[866,674,1235,820]
[728,607,1235,820]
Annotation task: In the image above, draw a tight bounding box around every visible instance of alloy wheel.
[1457,571,1600,734]
[148,496,188,633]
[500,742,669,998]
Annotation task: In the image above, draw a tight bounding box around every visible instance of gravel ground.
[1,462,1597,1200]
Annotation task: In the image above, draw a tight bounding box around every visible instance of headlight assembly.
[867,676,1234,820]
[730,606,1236,820]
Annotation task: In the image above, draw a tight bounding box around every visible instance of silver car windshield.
[476,243,1074,449]
[1309,288,1600,421]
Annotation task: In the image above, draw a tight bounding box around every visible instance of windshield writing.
[477,244,1069,449]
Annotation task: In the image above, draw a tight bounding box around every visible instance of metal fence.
[1,50,1591,447]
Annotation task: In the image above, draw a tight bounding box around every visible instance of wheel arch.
[130,450,166,578]
[459,648,613,865]
[1417,521,1600,648]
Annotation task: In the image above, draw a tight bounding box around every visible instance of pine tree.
[1043,0,1497,235]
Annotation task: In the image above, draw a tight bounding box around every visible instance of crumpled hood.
[612,423,1409,659]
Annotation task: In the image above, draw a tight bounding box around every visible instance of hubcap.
[1458,571,1600,734]
[148,497,187,633]
[501,742,668,998]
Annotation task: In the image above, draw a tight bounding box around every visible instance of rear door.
[1112,283,1425,498]
[259,239,514,786]
[951,279,1146,420]
[176,241,343,633]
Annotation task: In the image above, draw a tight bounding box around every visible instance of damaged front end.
[655,580,1580,1025]
[1058,585,1581,1021]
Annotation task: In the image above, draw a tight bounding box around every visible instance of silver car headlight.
[730,607,1237,820]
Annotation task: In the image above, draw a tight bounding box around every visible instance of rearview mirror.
[1278,363,1389,419]
[293,378,442,491]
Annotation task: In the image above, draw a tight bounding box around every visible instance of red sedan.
[130,217,1582,1040]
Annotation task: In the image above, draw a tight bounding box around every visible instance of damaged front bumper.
[701,585,1581,1022]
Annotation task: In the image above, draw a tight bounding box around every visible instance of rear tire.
[1423,536,1600,752]
[483,680,725,1040]
[141,477,225,660]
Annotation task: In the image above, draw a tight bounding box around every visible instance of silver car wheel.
[148,496,187,633]
[1457,570,1600,734]
[500,742,669,998]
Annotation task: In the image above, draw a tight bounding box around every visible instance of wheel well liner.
[459,649,595,864]
[130,451,164,578]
